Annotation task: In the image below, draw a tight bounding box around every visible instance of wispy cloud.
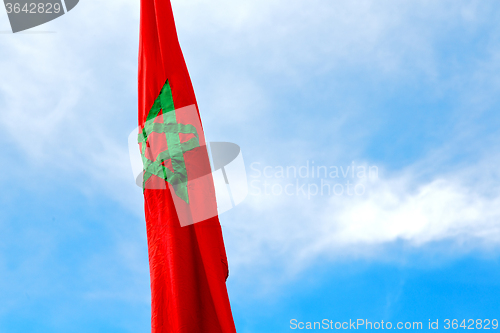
[223,154,500,285]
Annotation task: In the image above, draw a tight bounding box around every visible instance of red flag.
[138,1,237,332]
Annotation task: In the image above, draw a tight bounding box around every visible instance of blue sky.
[1,0,500,332]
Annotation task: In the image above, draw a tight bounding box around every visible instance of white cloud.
[0,0,141,207]
[321,176,500,247]
[222,154,500,280]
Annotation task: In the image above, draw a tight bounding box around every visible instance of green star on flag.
[139,80,201,203]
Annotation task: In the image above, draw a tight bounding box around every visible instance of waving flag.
[138,1,237,332]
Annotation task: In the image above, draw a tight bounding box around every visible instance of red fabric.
[138,1,237,332]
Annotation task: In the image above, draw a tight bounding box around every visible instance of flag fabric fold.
[138,1,237,332]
